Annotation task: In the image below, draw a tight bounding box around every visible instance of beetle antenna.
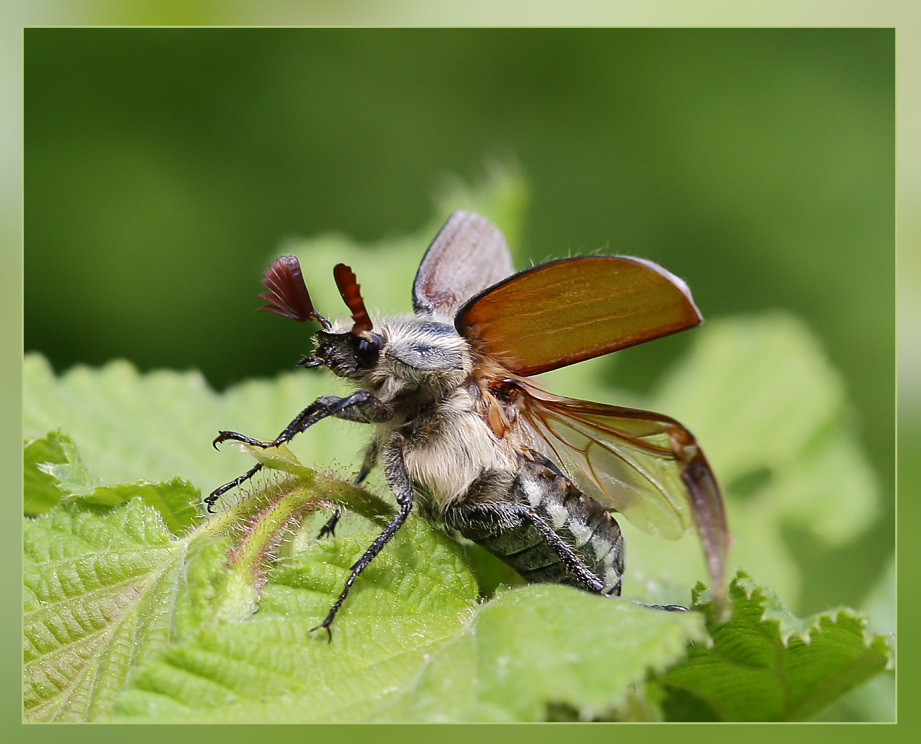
[258,255,331,330]
[333,263,373,334]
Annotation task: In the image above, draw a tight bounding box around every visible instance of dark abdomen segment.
[454,455,625,596]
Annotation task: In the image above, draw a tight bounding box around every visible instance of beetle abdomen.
[450,456,625,596]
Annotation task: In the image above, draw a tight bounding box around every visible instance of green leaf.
[24,430,75,514]
[23,500,197,721]
[170,535,234,637]
[658,571,894,722]
[24,430,201,534]
[114,515,706,723]
[113,518,479,721]
[22,463,354,722]
[812,554,895,721]
[371,586,705,722]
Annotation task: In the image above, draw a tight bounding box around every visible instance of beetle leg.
[212,391,390,450]
[317,439,380,539]
[205,391,390,512]
[203,463,263,514]
[310,435,412,641]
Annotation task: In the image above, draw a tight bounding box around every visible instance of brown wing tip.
[624,256,703,325]
[677,443,730,602]
[259,255,329,328]
[333,263,373,334]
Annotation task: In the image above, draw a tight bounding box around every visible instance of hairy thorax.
[397,383,522,514]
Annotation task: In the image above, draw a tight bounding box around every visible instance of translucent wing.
[412,211,516,319]
[456,256,702,376]
[512,383,729,596]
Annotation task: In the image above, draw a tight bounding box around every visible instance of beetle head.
[259,256,384,380]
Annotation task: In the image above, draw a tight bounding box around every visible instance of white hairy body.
[398,386,520,513]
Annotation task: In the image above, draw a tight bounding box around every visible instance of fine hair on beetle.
[208,211,729,640]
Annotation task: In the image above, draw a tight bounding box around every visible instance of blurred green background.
[25,30,893,606]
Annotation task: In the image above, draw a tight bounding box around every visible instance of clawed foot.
[202,462,264,514]
[309,614,335,643]
[212,430,277,450]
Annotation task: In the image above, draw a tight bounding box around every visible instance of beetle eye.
[355,336,381,369]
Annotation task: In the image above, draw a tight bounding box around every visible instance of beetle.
[207,211,729,638]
